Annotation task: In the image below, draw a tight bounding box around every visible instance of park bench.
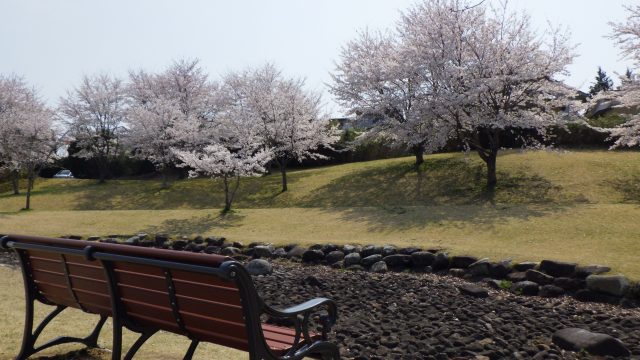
[0,235,339,360]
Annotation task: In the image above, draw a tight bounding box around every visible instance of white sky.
[0,0,636,117]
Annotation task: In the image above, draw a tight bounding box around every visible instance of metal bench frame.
[1,236,339,360]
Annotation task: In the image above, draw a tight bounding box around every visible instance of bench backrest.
[3,235,266,353]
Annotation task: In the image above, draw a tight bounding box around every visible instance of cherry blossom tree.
[225,64,338,192]
[126,59,216,188]
[0,75,56,209]
[607,4,640,150]
[59,74,127,183]
[330,30,452,168]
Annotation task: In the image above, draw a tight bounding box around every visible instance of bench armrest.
[263,297,337,342]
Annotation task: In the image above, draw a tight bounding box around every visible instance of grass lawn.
[0,149,639,279]
[0,265,248,359]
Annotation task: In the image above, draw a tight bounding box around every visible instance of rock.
[206,236,224,246]
[539,285,565,298]
[125,236,140,245]
[575,265,611,278]
[309,244,323,251]
[506,271,527,282]
[398,247,421,255]
[511,281,539,296]
[344,252,362,267]
[432,252,450,271]
[525,269,554,285]
[381,245,397,257]
[302,249,325,263]
[586,275,630,297]
[574,289,619,304]
[449,268,466,278]
[231,241,244,249]
[361,245,383,258]
[87,236,101,241]
[410,251,435,267]
[66,235,83,240]
[458,284,489,298]
[539,260,577,277]
[204,246,219,254]
[553,277,586,292]
[330,261,344,269]
[512,262,538,272]
[154,234,169,246]
[489,262,511,278]
[321,244,339,254]
[221,247,241,256]
[325,250,345,265]
[347,264,365,272]
[486,279,503,290]
[361,254,384,267]
[342,244,357,254]
[287,246,307,259]
[245,259,273,276]
[468,258,491,276]
[139,240,154,247]
[272,248,287,258]
[370,261,388,273]
[301,275,324,287]
[450,256,478,269]
[253,245,274,259]
[184,242,198,252]
[382,254,411,268]
[193,235,204,244]
[552,328,630,357]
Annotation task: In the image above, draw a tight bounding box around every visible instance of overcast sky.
[0,0,635,116]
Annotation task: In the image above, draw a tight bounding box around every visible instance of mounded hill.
[1,149,639,278]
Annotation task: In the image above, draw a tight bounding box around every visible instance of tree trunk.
[278,158,289,192]
[412,144,425,169]
[25,169,34,210]
[161,167,170,189]
[96,157,108,184]
[222,175,241,213]
[11,170,20,195]
[485,150,497,189]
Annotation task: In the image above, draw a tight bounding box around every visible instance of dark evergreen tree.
[625,67,633,80]
[589,67,614,95]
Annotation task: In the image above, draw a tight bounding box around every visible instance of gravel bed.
[254,261,640,359]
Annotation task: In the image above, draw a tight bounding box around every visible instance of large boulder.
[525,269,554,285]
[539,285,565,298]
[586,275,630,297]
[252,245,274,259]
[506,271,527,282]
[552,328,630,357]
[245,259,273,276]
[287,246,307,259]
[383,254,411,268]
[381,245,397,257]
[411,251,436,267]
[432,252,450,271]
[553,277,586,292]
[512,262,538,272]
[370,261,388,273]
[361,254,384,267]
[575,265,611,278]
[321,243,339,254]
[468,258,491,276]
[489,262,511,278]
[342,244,358,254]
[343,252,361,267]
[361,245,383,258]
[450,256,478,269]
[539,260,577,277]
[325,250,345,265]
[398,247,421,255]
[302,249,325,263]
[511,281,539,296]
[221,247,241,256]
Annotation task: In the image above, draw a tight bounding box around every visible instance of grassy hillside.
[1,149,640,278]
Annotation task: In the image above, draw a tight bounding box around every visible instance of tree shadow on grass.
[610,175,640,203]
[140,212,246,236]
[302,157,580,232]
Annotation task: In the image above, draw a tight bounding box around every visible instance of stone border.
[56,233,640,308]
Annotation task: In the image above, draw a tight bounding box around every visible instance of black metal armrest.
[264,297,336,318]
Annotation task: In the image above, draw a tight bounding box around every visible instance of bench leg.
[15,304,108,360]
[123,330,157,360]
[183,340,199,360]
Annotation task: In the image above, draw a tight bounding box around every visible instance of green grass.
[1,150,640,279]
[0,266,247,360]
